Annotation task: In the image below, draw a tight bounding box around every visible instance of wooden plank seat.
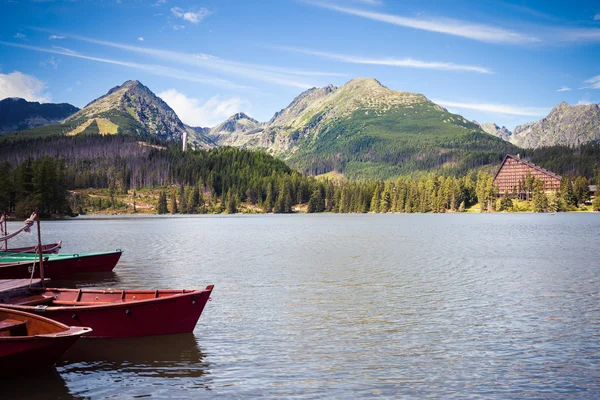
[0,318,26,333]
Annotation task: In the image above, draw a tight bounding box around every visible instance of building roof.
[493,154,562,182]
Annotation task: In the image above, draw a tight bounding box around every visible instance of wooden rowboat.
[0,250,123,278]
[0,241,63,254]
[0,307,91,371]
[0,285,214,338]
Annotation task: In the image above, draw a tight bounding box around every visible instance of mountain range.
[0,97,79,134]
[200,78,516,177]
[2,78,599,178]
[477,102,600,148]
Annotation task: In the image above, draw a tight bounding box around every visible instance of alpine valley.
[0,78,600,183]
[3,78,524,179]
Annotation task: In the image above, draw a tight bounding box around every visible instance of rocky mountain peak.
[510,101,600,148]
[230,112,257,123]
[345,77,385,89]
[477,122,512,141]
[64,80,192,143]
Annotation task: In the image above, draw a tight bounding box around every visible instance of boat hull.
[3,286,214,338]
[0,241,62,255]
[0,334,81,371]
[0,257,78,279]
[75,250,123,273]
[0,308,91,371]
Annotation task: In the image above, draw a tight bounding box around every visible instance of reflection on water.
[58,334,211,397]
[1,368,78,400]
[5,214,600,398]
[52,271,121,289]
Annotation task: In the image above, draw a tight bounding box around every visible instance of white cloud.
[433,99,549,117]
[138,37,144,41]
[275,46,493,74]
[14,33,26,40]
[557,86,571,92]
[577,99,592,106]
[584,75,600,89]
[49,35,65,40]
[0,71,51,102]
[0,41,252,91]
[172,24,185,31]
[170,7,210,24]
[305,1,540,44]
[158,89,247,127]
[594,13,600,21]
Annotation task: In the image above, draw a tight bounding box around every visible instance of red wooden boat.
[75,250,123,273]
[0,307,91,371]
[0,249,122,278]
[0,241,62,254]
[0,285,214,338]
[0,257,79,279]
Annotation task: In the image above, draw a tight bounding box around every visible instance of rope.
[29,247,39,287]
[0,212,36,241]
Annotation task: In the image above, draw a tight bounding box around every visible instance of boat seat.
[0,318,26,333]
[9,295,55,306]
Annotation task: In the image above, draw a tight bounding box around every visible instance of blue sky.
[0,0,599,129]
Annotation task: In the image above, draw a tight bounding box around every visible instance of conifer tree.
[170,190,178,214]
[226,189,237,214]
[157,191,168,214]
[370,187,380,213]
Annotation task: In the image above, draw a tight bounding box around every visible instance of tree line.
[1,134,599,216]
[0,157,71,217]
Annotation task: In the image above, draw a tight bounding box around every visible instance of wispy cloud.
[583,75,600,89]
[557,28,600,42]
[557,86,571,92]
[275,46,493,74]
[0,41,252,91]
[305,1,540,44]
[170,6,210,24]
[0,71,51,102]
[355,0,383,5]
[594,13,600,21]
[46,33,344,88]
[13,33,26,40]
[52,46,76,54]
[138,37,144,41]
[40,56,60,70]
[49,35,65,40]
[577,99,592,106]
[433,99,549,116]
[159,89,248,127]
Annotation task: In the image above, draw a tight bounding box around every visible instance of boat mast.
[35,208,45,287]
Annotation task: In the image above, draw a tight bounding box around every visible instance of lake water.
[2,213,600,398]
